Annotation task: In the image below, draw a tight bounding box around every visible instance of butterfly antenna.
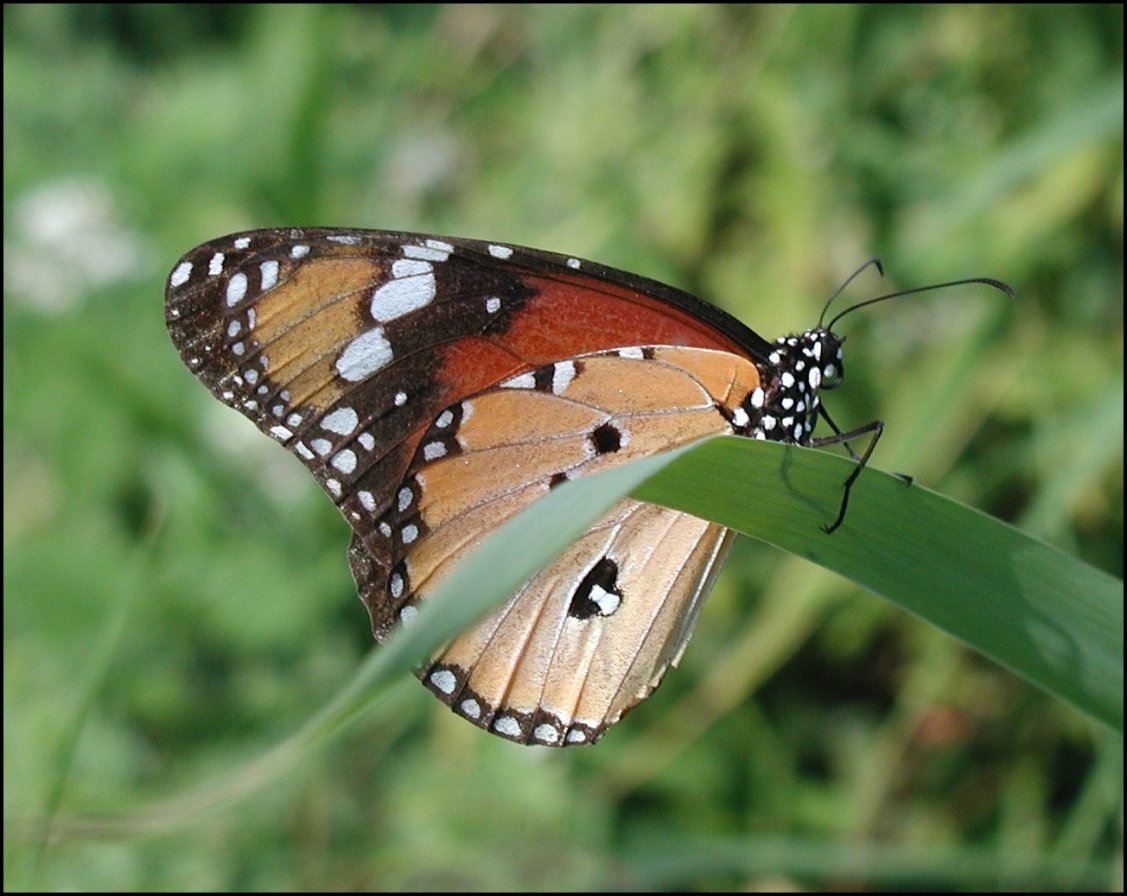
[818,257,885,328]
[826,277,1015,332]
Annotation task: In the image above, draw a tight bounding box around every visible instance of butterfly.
[165,229,1010,747]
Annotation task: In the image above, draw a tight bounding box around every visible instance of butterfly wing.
[165,229,771,525]
[348,345,761,744]
[166,229,770,746]
[420,502,732,746]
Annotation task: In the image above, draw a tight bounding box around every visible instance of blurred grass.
[3,4,1122,891]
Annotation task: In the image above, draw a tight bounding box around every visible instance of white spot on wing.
[371,263,436,321]
[260,259,279,290]
[488,244,514,259]
[591,584,620,616]
[493,716,522,738]
[169,261,192,287]
[291,244,310,258]
[430,669,457,695]
[501,372,535,389]
[331,449,357,474]
[208,253,225,276]
[233,236,251,249]
[533,724,560,744]
[403,243,450,262]
[460,698,481,719]
[552,360,577,395]
[321,407,359,435]
[336,328,394,381]
[391,258,432,279]
[226,272,248,306]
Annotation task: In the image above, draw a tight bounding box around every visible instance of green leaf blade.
[391,436,1122,733]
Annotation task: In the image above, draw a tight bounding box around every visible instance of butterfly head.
[734,326,844,447]
[795,326,845,391]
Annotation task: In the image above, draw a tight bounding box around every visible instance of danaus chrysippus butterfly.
[165,229,1011,747]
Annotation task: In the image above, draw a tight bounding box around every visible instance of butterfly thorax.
[734,327,844,447]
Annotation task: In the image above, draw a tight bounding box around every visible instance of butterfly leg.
[810,413,886,534]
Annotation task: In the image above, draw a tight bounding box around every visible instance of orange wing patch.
[351,345,760,745]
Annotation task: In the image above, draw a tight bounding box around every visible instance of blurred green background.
[4,4,1122,890]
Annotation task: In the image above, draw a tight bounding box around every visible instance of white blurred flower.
[4,177,153,313]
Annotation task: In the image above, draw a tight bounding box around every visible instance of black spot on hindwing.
[591,422,622,454]
[569,557,623,619]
